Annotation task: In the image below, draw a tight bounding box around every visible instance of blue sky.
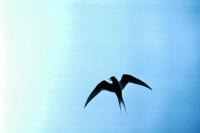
[2,0,200,133]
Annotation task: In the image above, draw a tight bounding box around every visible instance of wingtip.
[146,86,152,90]
[84,102,88,109]
[145,84,152,90]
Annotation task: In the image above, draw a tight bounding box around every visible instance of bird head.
[109,76,116,82]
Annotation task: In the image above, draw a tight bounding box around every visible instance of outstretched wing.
[120,74,152,90]
[84,80,113,108]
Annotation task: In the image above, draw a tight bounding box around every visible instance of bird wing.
[84,80,113,108]
[120,74,152,90]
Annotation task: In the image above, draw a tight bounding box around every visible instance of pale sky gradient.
[1,0,200,133]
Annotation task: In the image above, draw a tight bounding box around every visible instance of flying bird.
[84,74,152,112]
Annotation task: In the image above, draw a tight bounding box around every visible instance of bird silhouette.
[84,74,152,112]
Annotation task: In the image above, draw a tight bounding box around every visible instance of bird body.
[84,74,152,112]
[109,76,126,112]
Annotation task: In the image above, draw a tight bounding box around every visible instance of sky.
[1,0,200,133]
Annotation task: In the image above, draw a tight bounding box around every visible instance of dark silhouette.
[84,74,152,112]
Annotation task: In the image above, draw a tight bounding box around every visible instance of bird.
[84,74,152,112]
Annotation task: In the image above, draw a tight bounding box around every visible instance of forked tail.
[117,96,127,114]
